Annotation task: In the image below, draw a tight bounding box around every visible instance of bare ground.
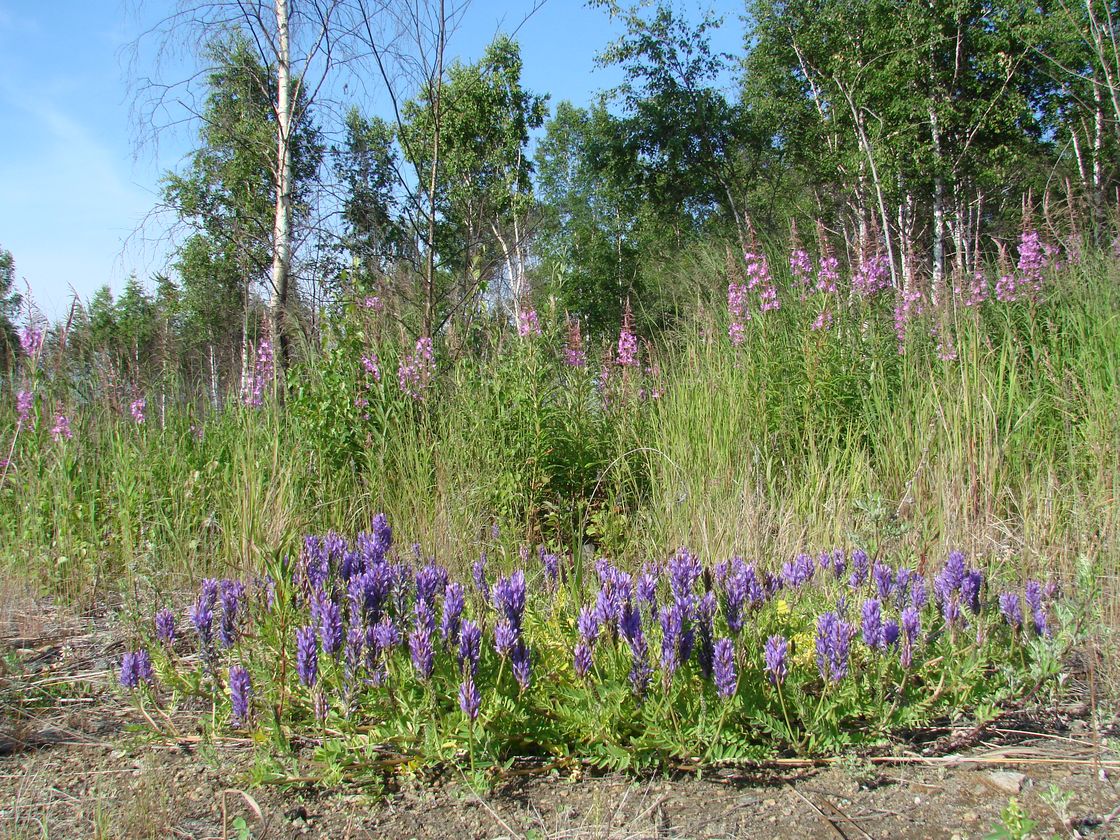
[2,593,1118,840]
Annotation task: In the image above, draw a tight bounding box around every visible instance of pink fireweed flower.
[743,242,780,314]
[893,289,924,354]
[810,309,834,331]
[360,295,384,312]
[16,390,33,423]
[243,335,274,408]
[790,248,813,299]
[617,305,638,367]
[51,414,72,441]
[789,220,812,299]
[19,326,44,359]
[361,354,382,382]
[931,324,958,362]
[565,317,586,368]
[816,253,839,294]
[727,320,746,346]
[1016,229,1048,293]
[853,252,891,297]
[398,337,435,400]
[130,397,146,424]
[759,283,780,313]
[727,281,749,346]
[517,308,541,337]
[995,273,1018,303]
[963,271,988,307]
[815,222,839,294]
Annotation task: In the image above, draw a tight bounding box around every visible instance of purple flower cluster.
[133,518,1061,743]
[398,336,435,400]
[243,334,274,408]
[815,611,853,682]
[51,414,73,441]
[120,649,154,689]
[517,308,542,337]
[565,317,586,368]
[16,390,33,423]
[617,305,639,368]
[228,665,252,726]
[20,326,44,358]
[764,634,788,685]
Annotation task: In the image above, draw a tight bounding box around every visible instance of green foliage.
[160,32,323,368]
[985,798,1040,840]
[124,520,1085,789]
[0,245,20,369]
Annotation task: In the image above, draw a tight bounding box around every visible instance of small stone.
[987,771,1026,795]
[962,811,978,823]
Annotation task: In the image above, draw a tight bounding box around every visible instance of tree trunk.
[423,0,447,339]
[930,107,946,305]
[270,0,294,376]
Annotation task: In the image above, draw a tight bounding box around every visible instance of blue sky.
[0,1,744,321]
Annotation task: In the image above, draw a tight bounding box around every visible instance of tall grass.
[1,250,1116,617]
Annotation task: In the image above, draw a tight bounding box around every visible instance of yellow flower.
[775,598,791,616]
[791,631,815,669]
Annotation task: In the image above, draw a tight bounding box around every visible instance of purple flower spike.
[909,575,929,610]
[541,549,561,586]
[574,641,593,679]
[577,605,600,646]
[849,549,869,588]
[782,554,814,589]
[229,665,252,726]
[119,653,138,689]
[659,605,682,679]
[942,551,967,593]
[861,598,884,650]
[155,608,176,647]
[409,624,434,680]
[371,512,393,555]
[620,601,644,649]
[345,623,365,681]
[120,649,154,689]
[999,592,1023,629]
[1025,580,1049,636]
[416,562,448,609]
[319,597,343,657]
[459,675,481,721]
[872,563,893,601]
[189,592,214,654]
[458,619,482,676]
[494,570,527,630]
[713,638,737,699]
[495,616,518,657]
[815,612,853,682]
[472,555,489,601]
[961,570,983,615]
[942,597,961,628]
[440,583,465,645]
[882,620,900,648]
[219,580,245,648]
[512,641,532,691]
[667,547,702,605]
[296,626,318,687]
[900,606,921,669]
[637,565,659,608]
[764,635,788,685]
